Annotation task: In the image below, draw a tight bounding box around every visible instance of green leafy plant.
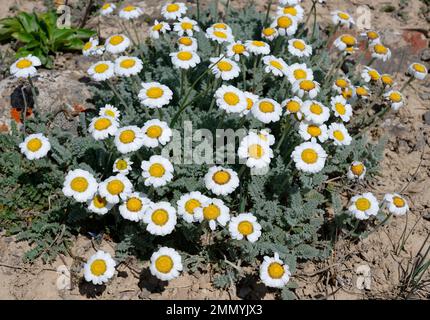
[0,10,95,68]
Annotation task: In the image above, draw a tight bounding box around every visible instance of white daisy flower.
[205,27,234,44]
[204,166,240,196]
[98,174,133,204]
[355,86,371,100]
[138,82,173,109]
[298,121,328,143]
[361,30,381,44]
[150,20,171,39]
[19,133,51,160]
[349,192,379,220]
[408,63,428,80]
[173,17,200,36]
[99,104,120,120]
[142,119,172,148]
[114,126,145,154]
[282,96,303,118]
[328,123,352,146]
[214,85,248,114]
[87,194,114,215]
[87,61,115,81]
[229,213,262,243]
[384,90,405,111]
[245,40,271,55]
[252,98,282,123]
[256,129,276,146]
[381,74,395,87]
[161,2,187,20]
[178,36,198,51]
[261,27,279,41]
[370,43,391,62]
[226,41,250,62]
[143,201,177,236]
[271,15,298,36]
[10,55,41,78]
[100,3,116,16]
[332,78,351,93]
[347,161,366,180]
[361,66,380,83]
[119,192,151,222]
[62,169,98,203]
[301,100,329,124]
[210,22,232,33]
[114,56,143,77]
[331,10,355,28]
[88,116,119,140]
[113,157,133,175]
[330,96,352,122]
[241,91,259,115]
[262,55,288,77]
[84,251,116,285]
[141,155,174,188]
[82,37,103,56]
[104,34,130,54]
[291,141,327,173]
[177,191,210,223]
[119,5,143,20]
[340,86,355,100]
[210,56,240,81]
[238,133,274,169]
[292,79,320,99]
[170,50,201,69]
[277,4,304,21]
[260,252,291,288]
[286,63,313,84]
[287,38,312,57]
[333,34,357,51]
[150,247,183,281]
[195,198,230,231]
[383,193,409,216]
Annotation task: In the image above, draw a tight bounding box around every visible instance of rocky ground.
[0,0,429,299]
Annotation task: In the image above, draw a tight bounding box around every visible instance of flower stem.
[28,76,39,112]
[263,0,273,27]
[400,77,414,93]
[107,79,128,109]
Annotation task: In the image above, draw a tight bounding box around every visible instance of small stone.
[421,49,430,62]
[419,92,430,101]
[423,111,430,125]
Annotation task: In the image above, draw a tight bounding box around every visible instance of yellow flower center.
[307,125,321,137]
[341,87,353,99]
[341,35,356,46]
[232,44,245,54]
[151,209,169,225]
[333,130,345,141]
[83,41,93,51]
[355,197,371,211]
[109,35,124,45]
[203,204,221,220]
[94,63,109,74]
[299,80,315,91]
[293,40,305,50]
[393,196,405,208]
[16,59,32,69]
[338,12,350,20]
[367,31,379,40]
[177,51,193,61]
[166,3,179,12]
[123,5,136,12]
[374,44,388,54]
[120,59,136,69]
[283,6,297,16]
[185,199,200,214]
[270,60,284,70]
[149,163,165,177]
[238,221,254,235]
[126,197,143,212]
[27,138,42,152]
[213,23,227,29]
[153,23,163,31]
[286,100,300,113]
[107,180,125,195]
[252,40,265,47]
[115,159,128,170]
[335,79,348,88]
[178,37,192,46]
[413,63,426,73]
[268,262,284,279]
[71,177,89,192]
[213,31,227,39]
[262,28,276,36]
[181,22,193,30]
[310,103,322,115]
[145,87,164,99]
[277,16,292,28]
[90,259,107,276]
[92,195,107,208]
[368,70,380,81]
[356,87,368,96]
[293,69,307,80]
[102,3,111,10]
[246,98,254,110]
[94,118,112,130]
[248,144,264,159]
[335,103,346,115]
[155,255,173,273]
[301,148,318,164]
[351,163,364,176]
[223,92,240,105]
[119,130,136,144]
[259,101,274,113]
[217,61,233,71]
[146,125,163,138]
[389,92,402,103]
[381,75,393,85]
[212,170,231,185]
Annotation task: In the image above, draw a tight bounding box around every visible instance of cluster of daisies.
[14,0,428,291]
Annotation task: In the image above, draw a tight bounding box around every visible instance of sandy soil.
[0,0,429,300]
